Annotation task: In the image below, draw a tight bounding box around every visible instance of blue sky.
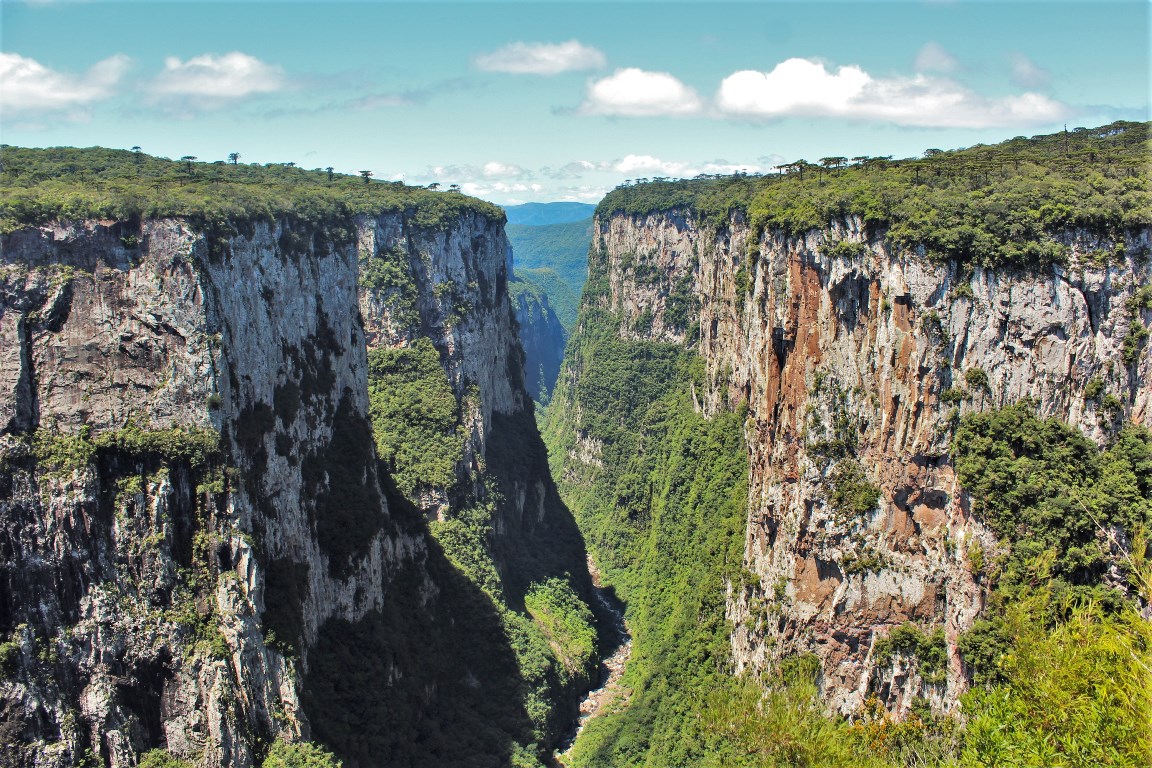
[2,1,1148,204]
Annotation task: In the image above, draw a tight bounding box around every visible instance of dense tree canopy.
[0,145,504,233]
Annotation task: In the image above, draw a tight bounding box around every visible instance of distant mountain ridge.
[504,202,596,226]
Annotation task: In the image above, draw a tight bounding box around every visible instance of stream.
[554,556,632,760]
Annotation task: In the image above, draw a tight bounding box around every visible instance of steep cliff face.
[510,277,567,403]
[0,202,587,768]
[580,208,1150,715]
[353,209,595,751]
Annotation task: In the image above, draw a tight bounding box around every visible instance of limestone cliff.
[567,205,1150,716]
[0,200,586,768]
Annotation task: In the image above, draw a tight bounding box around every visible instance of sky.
[1,1,1149,205]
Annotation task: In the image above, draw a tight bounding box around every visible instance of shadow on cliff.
[301,406,610,768]
[302,471,538,768]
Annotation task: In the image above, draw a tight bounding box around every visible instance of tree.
[819,156,848,173]
[325,166,334,182]
[781,160,810,180]
[180,155,197,174]
[427,182,440,191]
[228,152,240,165]
[448,184,460,192]
[359,170,373,184]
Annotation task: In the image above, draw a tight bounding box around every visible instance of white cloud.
[1009,53,1051,89]
[460,181,545,197]
[474,40,606,75]
[580,68,703,116]
[614,154,763,178]
[421,162,529,183]
[150,52,284,100]
[614,154,691,176]
[914,42,959,73]
[482,161,526,178]
[0,52,129,115]
[716,57,1068,128]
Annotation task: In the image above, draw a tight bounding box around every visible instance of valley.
[1,121,1150,768]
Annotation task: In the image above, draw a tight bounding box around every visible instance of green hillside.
[0,146,502,233]
[598,121,1150,269]
[507,218,593,308]
[547,122,1152,767]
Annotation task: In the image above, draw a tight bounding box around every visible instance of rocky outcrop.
[0,208,575,768]
[582,209,1151,715]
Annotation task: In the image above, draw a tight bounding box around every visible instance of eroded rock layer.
[583,210,1150,714]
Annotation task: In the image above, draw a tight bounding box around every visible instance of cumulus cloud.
[614,154,763,178]
[914,42,959,73]
[715,57,1068,128]
[0,52,129,115]
[474,40,606,75]
[482,161,526,178]
[150,52,284,102]
[459,181,545,198]
[1009,53,1051,89]
[580,68,703,116]
[419,161,530,183]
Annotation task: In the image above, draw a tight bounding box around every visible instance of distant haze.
[503,202,597,227]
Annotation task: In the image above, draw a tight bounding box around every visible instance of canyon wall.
[577,209,1151,715]
[0,209,582,768]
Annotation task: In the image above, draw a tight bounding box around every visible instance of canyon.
[1,123,1150,768]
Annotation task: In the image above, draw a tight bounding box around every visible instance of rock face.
[0,210,577,767]
[510,277,567,403]
[583,210,1151,715]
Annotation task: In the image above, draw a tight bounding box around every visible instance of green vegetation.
[367,337,463,496]
[545,259,754,764]
[524,578,597,674]
[262,739,342,768]
[958,554,1152,767]
[952,404,1152,767]
[358,326,595,759]
[1084,376,1106,400]
[697,661,896,768]
[597,122,1150,269]
[515,266,581,332]
[964,367,990,392]
[829,459,882,519]
[820,239,870,260]
[953,402,1152,589]
[360,245,419,330]
[0,146,503,234]
[31,422,221,477]
[873,624,947,685]
[138,750,194,768]
[507,218,592,300]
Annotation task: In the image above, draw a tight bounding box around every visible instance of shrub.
[1083,376,1105,400]
[262,740,342,768]
[874,624,947,684]
[138,751,193,768]
[829,460,882,518]
[964,367,990,392]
